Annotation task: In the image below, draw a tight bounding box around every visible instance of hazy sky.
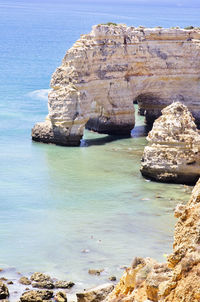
[81,0,200,7]
[2,0,200,9]
[3,0,200,5]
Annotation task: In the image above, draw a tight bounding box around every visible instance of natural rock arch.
[133,93,164,121]
[32,25,200,146]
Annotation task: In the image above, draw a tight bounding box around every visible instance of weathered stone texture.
[140,102,200,184]
[32,25,200,146]
[105,178,200,302]
[19,289,53,302]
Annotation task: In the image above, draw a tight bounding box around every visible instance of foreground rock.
[30,272,54,289]
[0,270,76,301]
[54,280,74,289]
[141,102,200,184]
[105,178,200,302]
[30,272,52,283]
[19,290,53,302]
[0,281,9,299]
[77,283,114,302]
[32,25,200,146]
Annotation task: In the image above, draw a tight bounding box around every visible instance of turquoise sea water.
[0,0,199,297]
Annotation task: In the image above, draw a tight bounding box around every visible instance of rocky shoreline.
[0,268,117,302]
[0,180,199,302]
[27,23,200,301]
[0,270,75,302]
[105,178,200,301]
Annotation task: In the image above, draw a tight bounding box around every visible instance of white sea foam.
[27,89,51,101]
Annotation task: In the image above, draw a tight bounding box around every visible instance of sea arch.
[32,24,200,146]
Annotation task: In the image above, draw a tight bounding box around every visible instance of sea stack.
[140,102,200,184]
[105,178,200,302]
[32,24,200,146]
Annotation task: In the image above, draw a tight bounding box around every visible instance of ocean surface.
[0,0,199,297]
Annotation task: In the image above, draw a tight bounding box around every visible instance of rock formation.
[0,281,9,299]
[32,25,200,146]
[104,178,200,302]
[19,289,53,302]
[140,102,200,184]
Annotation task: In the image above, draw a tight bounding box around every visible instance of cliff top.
[89,24,200,40]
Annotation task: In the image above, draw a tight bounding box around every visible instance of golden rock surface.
[105,179,200,302]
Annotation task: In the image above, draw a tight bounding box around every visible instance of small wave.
[27,89,51,101]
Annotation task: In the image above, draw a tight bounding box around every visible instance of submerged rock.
[32,281,54,289]
[108,276,116,282]
[88,269,104,276]
[19,277,31,285]
[54,281,75,289]
[105,178,200,302]
[0,281,9,299]
[76,283,114,302]
[0,278,7,282]
[141,102,200,184]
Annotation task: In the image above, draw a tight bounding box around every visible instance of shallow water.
[0,0,198,296]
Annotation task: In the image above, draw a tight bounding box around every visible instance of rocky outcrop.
[32,24,200,146]
[0,271,76,302]
[19,290,53,302]
[30,272,52,283]
[105,178,200,302]
[30,272,55,289]
[54,281,74,289]
[19,276,31,285]
[0,281,9,299]
[141,102,200,184]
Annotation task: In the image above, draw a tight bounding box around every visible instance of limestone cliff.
[104,178,200,302]
[32,24,200,146]
[140,102,200,184]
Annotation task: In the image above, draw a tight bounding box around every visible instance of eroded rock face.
[32,25,200,146]
[141,102,200,184]
[105,178,200,302]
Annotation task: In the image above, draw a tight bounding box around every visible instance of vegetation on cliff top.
[99,22,118,26]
